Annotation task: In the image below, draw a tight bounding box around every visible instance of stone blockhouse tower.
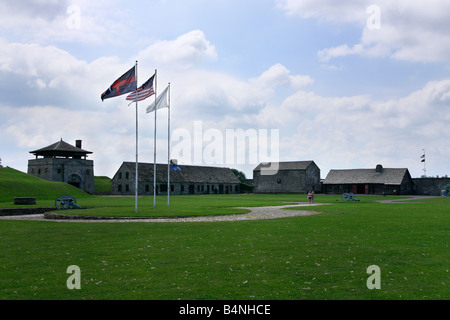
[28,139,94,194]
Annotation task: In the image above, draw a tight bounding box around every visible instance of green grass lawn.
[93,176,112,194]
[59,194,308,217]
[1,194,448,300]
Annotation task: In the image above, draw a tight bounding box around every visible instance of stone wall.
[412,177,450,196]
[253,168,321,194]
[0,207,54,216]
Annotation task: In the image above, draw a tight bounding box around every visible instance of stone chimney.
[76,140,82,149]
[375,164,383,174]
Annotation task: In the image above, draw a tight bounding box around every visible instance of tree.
[231,169,246,182]
[443,184,450,196]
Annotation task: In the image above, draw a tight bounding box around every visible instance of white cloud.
[0,38,143,109]
[276,0,368,23]
[0,0,130,45]
[0,0,70,22]
[137,30,217,67]
[250,63,313,90]
[278,0,450,62]
[318,44,365,62]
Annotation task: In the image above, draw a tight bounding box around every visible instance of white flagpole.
[153,69,157,208]
[422,149,426,177]
[167,83,171,207]
[134,60,138,213]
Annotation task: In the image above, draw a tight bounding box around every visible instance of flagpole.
[135,60,139,213]
[153,69,157,208]
[422,149,426,177]
[167,83,171,207]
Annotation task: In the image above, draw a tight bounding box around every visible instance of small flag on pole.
[126,74,155,102]
[146,85,169,113]
[101,66,137,101]
[170,160,181,171]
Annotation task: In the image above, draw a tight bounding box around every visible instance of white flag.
[146,85,169,113]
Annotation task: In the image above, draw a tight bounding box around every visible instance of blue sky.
[1,0,449,179]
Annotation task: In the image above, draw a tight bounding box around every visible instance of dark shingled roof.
[254,161,315,171]
[30,139,92,157]
[323,168,410,185]
[119,162,241,184]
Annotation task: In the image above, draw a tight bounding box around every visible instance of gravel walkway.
[0,202,322,223]
[376,195,440,203]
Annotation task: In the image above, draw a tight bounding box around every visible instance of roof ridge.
[54,139,63,150]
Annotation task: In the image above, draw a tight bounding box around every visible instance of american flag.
[126,74,155,102]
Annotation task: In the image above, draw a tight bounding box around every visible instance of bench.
[14,197,37,205]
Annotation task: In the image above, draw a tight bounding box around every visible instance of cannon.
[55,195,85,210]
[341,192,360,201]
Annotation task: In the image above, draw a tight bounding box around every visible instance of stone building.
[323,164,413,195]
[111,162,241,195]
[28,139,94,194]
[412,177,450,196]
[253,161,321,194]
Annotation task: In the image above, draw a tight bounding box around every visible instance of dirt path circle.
[0,202,322,223]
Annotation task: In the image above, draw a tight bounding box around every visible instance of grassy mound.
[93,176,111,194]
[0,167,90,205]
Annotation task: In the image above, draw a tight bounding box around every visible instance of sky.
[1,0,449,180]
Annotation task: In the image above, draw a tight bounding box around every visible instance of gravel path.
[0,202,322,223]
[376,195,440,203]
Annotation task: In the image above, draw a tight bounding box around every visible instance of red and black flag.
[101,66,137,101]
